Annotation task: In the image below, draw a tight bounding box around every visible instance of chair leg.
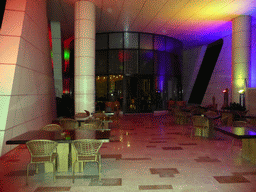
[231,139,235,150]
[36,164,39,174]
[72,161,77,183]
[98,155,101,181]
[190,129,193,139]
[26,163,30,185]
[52,162,56,183]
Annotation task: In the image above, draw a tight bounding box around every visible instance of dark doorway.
[124,75,154,113]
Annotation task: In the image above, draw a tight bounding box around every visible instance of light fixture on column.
[238,89,245,108]
[222,88,229,109]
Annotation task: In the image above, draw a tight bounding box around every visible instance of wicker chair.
[60,118,79,130]
[82,119,103,129]
[26,140,58,185]
[191,115,209,138]
[203,110,218,118]
[72,139,103,183]
[41,124,62,131]
[79,122,101,130]
[173,108,191,125]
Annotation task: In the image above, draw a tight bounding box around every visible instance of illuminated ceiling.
[47,0,256,49]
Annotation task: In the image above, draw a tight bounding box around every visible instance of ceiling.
[47,0,256,49]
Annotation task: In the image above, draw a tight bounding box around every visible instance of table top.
[214,126,256,139]
[6,129,110,145]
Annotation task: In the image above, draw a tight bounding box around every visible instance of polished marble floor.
[1,112,256,192]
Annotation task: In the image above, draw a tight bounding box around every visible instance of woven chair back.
[204,111,218,118]
[26,140,58,156]
[60,118,79,130]
[192,116,209,127]
[41,124,62,131]
[73,139,103,156]
[79,123,99,130]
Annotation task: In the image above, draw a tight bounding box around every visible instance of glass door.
[124,75,154,113]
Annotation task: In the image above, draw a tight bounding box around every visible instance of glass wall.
[95,32,183,113]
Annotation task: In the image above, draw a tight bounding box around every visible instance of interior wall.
[182,35,232,109]
[201,35,232,109]
[182,45,207,103]
[0,0,56,156]
[251,24,256,87]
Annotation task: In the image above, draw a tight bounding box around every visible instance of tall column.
[232,15,251,103]
[51,21,63,98]
[74,1,96,114]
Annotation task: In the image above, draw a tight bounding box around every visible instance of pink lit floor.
[1,113,256,192]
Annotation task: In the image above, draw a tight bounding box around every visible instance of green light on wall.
[51,51,53,58]
[64,49,70,61]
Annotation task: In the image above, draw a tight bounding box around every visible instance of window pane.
[124,50,138,75]
[108,50,124,74]
[140,50,154,74]
[109,33,123,49]
[154,51,166,75]
[108,75,123,102]
[166,37,175,53]
[96,34,108,50]
[154,35,165,51]
[96,51,108,74]
[166,52,173,76]
[124,32,138,48]
[96,75,108,100]
[140,34,153,50]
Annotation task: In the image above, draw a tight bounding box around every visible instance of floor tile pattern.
[162,147,183,150]
[194,156,221,162]
[213,175,250,183]
[89,178,122,186]
[150,168,180,177]
[34,187,71,192]
[138,185,173,190]
[1,113,256,192]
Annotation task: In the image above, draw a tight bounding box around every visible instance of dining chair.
[72,139,103,183]
[204,110,218,118]
[41,124,62,131]
[174,108,191,125]
[26,140,58,185]
[191,115,209,138]
[60,118,79,130]
[79,121,102,130]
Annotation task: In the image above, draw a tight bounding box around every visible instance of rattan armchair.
[41,124,62,131]
[26,140,58,185]
[72,139,103,183]
[191,115,209,138]
[79,120,103,130]
[60,118,79,130]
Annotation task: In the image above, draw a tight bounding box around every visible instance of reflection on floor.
[1,113,256,192]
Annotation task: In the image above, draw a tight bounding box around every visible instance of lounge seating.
[26,140,58,185]
[72,139,103,183]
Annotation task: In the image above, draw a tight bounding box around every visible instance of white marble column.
[74,1,96,114]
[232,15,251,103]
